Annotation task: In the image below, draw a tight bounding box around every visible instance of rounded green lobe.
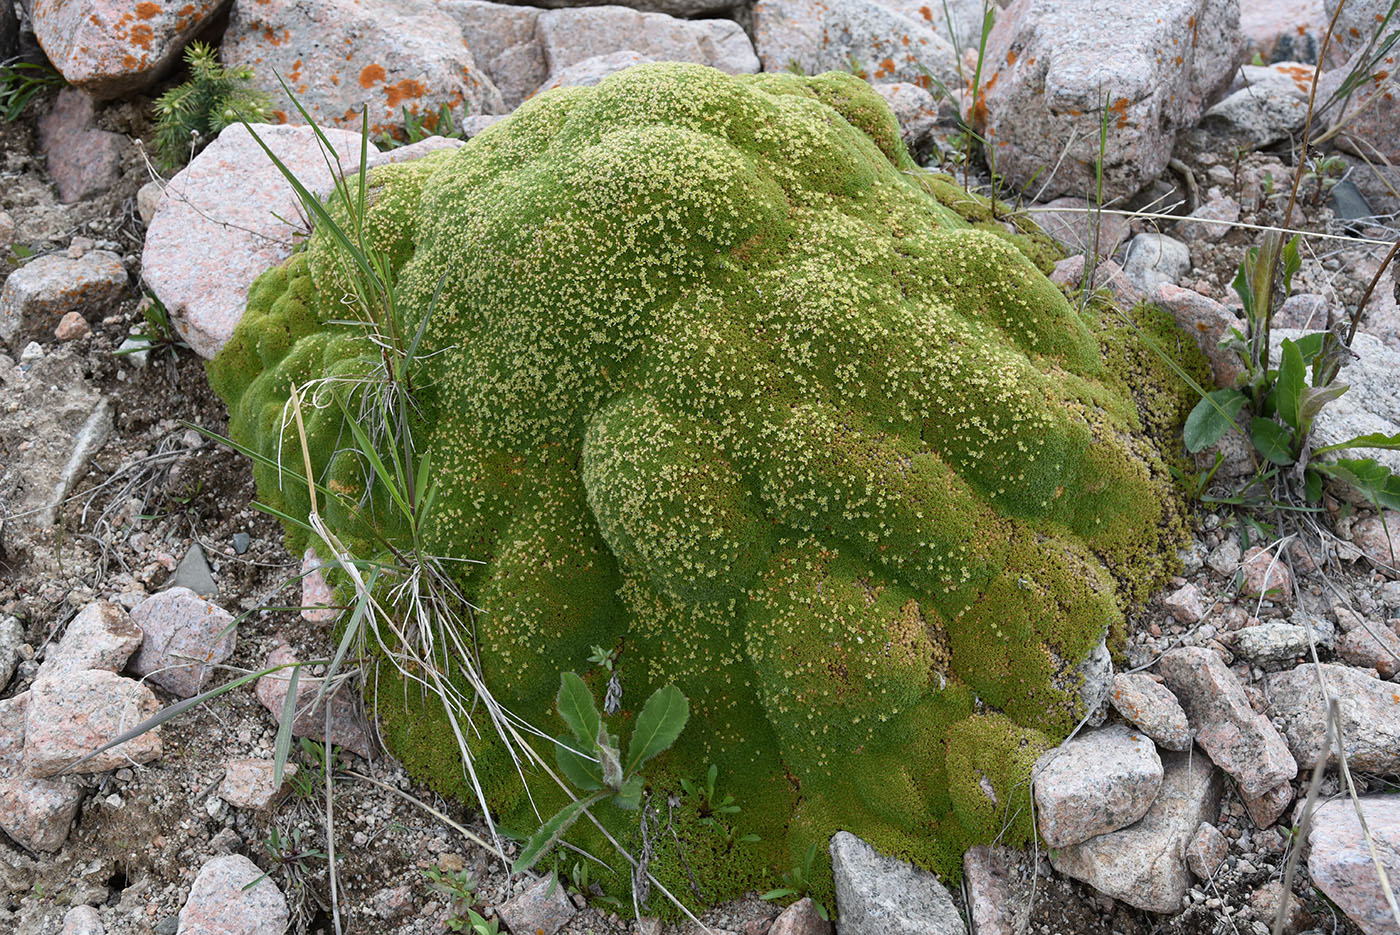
[209,63,1194,908]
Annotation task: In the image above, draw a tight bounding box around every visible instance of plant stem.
[1282,0,1349,231]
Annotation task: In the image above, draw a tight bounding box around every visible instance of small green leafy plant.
[1184,231,1400,509]
[512,672,689,874]
[0,62,64,122]
[759,843,830,920]
[680,764,758,845]
[378,102,468,150]
[152,42,272,171]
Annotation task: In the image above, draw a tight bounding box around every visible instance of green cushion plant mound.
[209,63,1197,910]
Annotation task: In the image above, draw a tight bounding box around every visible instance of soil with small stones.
[2,76,1396,935]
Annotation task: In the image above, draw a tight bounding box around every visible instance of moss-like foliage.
[209,64,1196,910]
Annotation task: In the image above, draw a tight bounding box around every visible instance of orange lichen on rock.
[359,63,386,88]
[136,2,161,19]
[384,78,426,108]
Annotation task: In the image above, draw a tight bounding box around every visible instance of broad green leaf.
[1292,332,1327,360]
[1313,430,1400,456]
[555,735,603,792]
[1250,417,1297,465]
[625,684,690,775]
[556,672,601,748]
[1304,467,1322,503]
[1183,389,1247,453]
[612,775,644,811]
[1275,339,1305,430]
[510,792,604,874]
[1312,459,1400,511]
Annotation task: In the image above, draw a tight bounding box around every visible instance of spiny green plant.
[152,42,272,171]
[209,63,1201,911]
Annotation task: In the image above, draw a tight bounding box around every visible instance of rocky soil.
[3,0,1400,934]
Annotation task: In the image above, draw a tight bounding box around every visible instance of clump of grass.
[152,42,272,171]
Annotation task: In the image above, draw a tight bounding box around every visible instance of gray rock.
[1030,198,1131,257]
[829,830,966,935]
[1109,672,1193,751]
[1273,292,1330,331]
[231,532,251,555]
[1177,187,1241,243]
[1033,723,1164,848]
[0,616,22,691]
[1185,821,1228,879]
[364,136,466,171]
[23,669,163,777]
[142,122,376,358]
[1353,510,1400,576]
[1306,794,1400,935]
[224,0,504,133]
[62,905,104,935]
[37,88,125,204]
[1147,282,1244,392]
[753,0,959,88]
[169,543,217,600]
[40,601,144,678]
[873,82,944,161]
[1049,749,1223,913]
[137,181,163,229]
[1265,663,1400,774]
[1318,42,1400,161]
[0,0,15,65]
[1049,255,1143,308]
[769,897,833,935]
[1240,779,1294,829]
[0,693,84,853]
[1325,0,1394,57]
[1076,636,1114,727]
[1336,621,1400,679]
[490,0,739,18]
[438,0,548,110]
[0,350,114,543]
[540,51,655,92]
[1201,63,1311,147]
[962,846,1030,935]
[1206,538,1242,576]
[1228,623,1310,670]
[496,874,576,935]
[537,8,759,80]
[1122,233,1191,294]
[1241,0,1326,63]
[980,0,1242,199]
[176,854,290,935]
[254,644,373,759]
[32,0,227,99]
[1157,648,1297,797]
[1,250,128,345]
[129,587,237,697]
[1271,330,1400,478]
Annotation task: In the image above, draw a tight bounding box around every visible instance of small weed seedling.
[511,672,689,874]
[680,764,758,845]
[379,102,468,149]
[759,843,830,920]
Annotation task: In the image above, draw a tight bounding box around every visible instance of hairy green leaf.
[511,793,604,874]
[557,672,601,749]
[626,684,689,775]
[1313,430,1400,456]
[555,736,604,792]
[1311,458,1400,511]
